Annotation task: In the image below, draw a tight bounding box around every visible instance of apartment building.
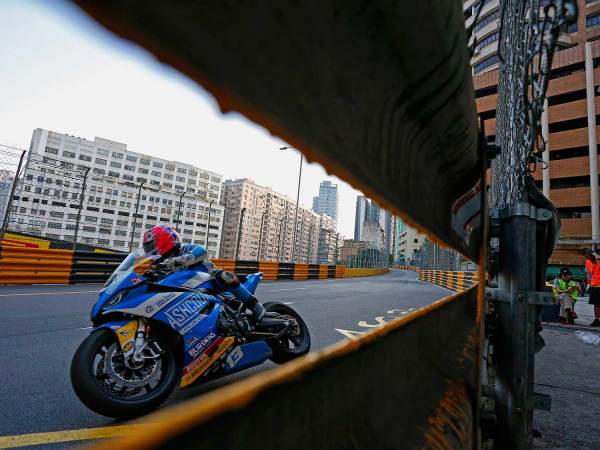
[220,179,323,262]
[9,129,224,256]
[317,213,338,263]
[339,239,369,264]
[464,0,579,76]
[396,219,426,265]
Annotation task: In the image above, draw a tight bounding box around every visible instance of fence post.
[0,149,26,241]
[72,166,90,250]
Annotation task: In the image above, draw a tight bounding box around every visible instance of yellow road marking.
[0,424,151,449]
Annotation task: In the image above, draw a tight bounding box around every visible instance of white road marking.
[0,290,101,297]
[334,328,367,340]
[79,326,93,330]
[358,317,387,328]
[265,287,308,292]
[283,302,295,305]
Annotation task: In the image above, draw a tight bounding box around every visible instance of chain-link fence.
[0,144,27,239]
[490,0,577,210]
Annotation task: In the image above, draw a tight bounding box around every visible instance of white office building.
[9,129,224,256]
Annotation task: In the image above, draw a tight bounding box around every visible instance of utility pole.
[277,216,286,261]
[72,166,90,250]
[234,207,246,261]
[280,147,303,262]
[335,232,340,264]
[129,181,144,252]
[204,199,215,249]
[174,190,187,232]
[257,211,267,261]
[307,223,314,263]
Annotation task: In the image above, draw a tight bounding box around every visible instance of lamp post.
[307,223,315,263]
[234,207,246,261]
[257,211,267,261]
[279,146,303,263]
[204,199,215,248]
[72,166,90,250]
[174,190,187,232]
[334,232,340,265]
[129,181,145,251]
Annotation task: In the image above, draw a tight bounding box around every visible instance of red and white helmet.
[143,225,181,257]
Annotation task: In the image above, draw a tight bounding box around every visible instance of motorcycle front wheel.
[70,328,178,418]
[263,302,311,364]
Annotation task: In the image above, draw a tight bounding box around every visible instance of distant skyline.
[0,1,361,237]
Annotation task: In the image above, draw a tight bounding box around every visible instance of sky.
[0,1,363,237]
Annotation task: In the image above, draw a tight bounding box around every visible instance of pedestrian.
[584,249,600,327]
[552,268,579,325]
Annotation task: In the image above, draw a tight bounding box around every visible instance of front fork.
[114,318,163,369]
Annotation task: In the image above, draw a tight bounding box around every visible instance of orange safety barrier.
[318,265,329,279]
[213,259,236,272]
[335,265,345,278]
[293,263,309,280]
[258,262,278,281]
[0,246,73,285]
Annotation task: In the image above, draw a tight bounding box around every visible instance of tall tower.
[312,180,339,223]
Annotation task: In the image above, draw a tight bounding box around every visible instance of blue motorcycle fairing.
[93,319,134,333]
[242,272,263,295]
[222,341,272,376]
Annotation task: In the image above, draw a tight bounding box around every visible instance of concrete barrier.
[344,267,389,278]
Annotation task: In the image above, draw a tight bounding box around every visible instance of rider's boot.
[246,296,266,322]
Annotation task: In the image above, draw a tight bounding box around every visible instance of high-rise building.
[9,129,224,256]
[397,223,426,265]
[464,0,576,76]
[470,5,600,264]
[354,196,367,240]
[312,180,338,223]
[220,179,322,262]
[339,239,369,264]
[317,213,338,263]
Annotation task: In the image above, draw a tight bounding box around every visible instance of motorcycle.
[70,250,310,418]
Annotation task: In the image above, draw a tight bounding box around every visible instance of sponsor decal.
[164,295,209,329]
[119,330,129,337]
[115,320,138,349]
[225,346,244,369]
[185,336,199,348]
[145,305,154,314]
[187,331,218,358]
[132,277,142,284]
[123,341,134,352]
[180,337,235,387]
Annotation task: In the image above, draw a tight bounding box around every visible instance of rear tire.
[263,302,311,364]
[71,328,178,419]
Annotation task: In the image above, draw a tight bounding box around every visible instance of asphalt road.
[0,270,450,449]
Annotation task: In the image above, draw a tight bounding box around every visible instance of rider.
[142,225,266,321]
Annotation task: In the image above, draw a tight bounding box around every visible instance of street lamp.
[257,211,267,261]
[307,223,315,263]
[277,216,286,262]
[234,207,246,261]
[334,232,340,265]
[174,190,187,232]
[204,199,215,249]
[279,146,303,263]
[129,181,145,252]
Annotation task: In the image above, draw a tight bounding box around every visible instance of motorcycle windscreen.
[71,0,482,259]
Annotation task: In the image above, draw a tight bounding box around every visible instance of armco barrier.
[396,265,420,272]
[0,247,378,285]
[419,270,479,292]
[344,267,389,278]
[100,286,480,450]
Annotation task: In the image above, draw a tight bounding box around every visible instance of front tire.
[263,302,311,364]
[71,328,178,419]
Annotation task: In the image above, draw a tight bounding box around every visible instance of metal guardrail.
[0,247,348,285]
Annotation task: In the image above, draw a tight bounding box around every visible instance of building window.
[83,226,96,232]
[79,154,92,162]
[164,174,173,180]
[48,222,62,229]
[98,239,110,246]
[210,176,220,183]
[95,158,107,165]
[177,168,187,174]
[151,171,162,177]
[62,150,76,158]
[113,240,126,247]
[85,216,98,222]
[139,168,149,174]
[152,161,163,168]
[140,158,150,165]
[45,147,59,155]
[108,171,120,178]
[123,174,134,181]
[93,168,105,175]
[587,12,600,28]
[561,22,578,33]
[474,9,499,33]
[126,154,137,162]
[112,152,123,159]
[473,54,500,74]
[110,161,122,168]
[475,32,499,51]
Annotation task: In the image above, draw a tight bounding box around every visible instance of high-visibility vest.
[553,278,579,301]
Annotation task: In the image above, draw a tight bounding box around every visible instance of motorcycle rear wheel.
[263,302,311,364]
[71,328,178,418]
